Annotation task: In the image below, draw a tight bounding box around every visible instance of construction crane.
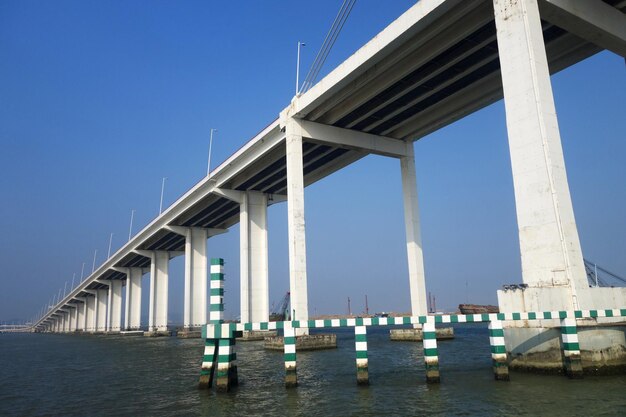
[270,292,291,321]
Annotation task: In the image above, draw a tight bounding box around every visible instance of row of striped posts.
[199,261,621,391]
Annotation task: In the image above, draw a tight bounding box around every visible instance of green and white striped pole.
[423,322,440,383]
[355,325,369,385]
[488,320,509,381]
[560,318,583,378]
[284,326,298,387]
[209,258,225,323]
[198,338,217,389]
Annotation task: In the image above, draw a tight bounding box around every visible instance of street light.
[107,233,114,259]
[296,41,306,95]
[128,209,136,241]
[92,249,98,273]
[159,177,167,214]
[207,129,217,177]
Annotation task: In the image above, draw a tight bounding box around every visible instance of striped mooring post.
[488,320,509,381]
[198,258,239,392]
[560,318,583,378]
[354,325,369,385]
[284,326,298,388]
[423,322,440,383]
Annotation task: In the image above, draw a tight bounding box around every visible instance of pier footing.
[264,334,337,351]
[178,330,202,339]
[390,327,454,341]
[120,330,144,336]
[143,330,172,337]
[505,323,626,376]
[238,330,278,341]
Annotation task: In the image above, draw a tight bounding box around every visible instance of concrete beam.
[539,0,626,57]
[292,119,410,158]
[213,188,245,204]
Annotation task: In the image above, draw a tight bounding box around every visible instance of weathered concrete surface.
[264,334,337,351]
[119,330,144,336]
[238,330,278,341]
[506,323,626,375]
[389,327,454,341]
[177,330,202,339]
[143,330,172,337]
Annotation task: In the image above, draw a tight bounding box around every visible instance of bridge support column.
[106,280,123,333]
[95,289,108,333]
[167,226,226,335]
[285,121,309,333]
[147,251,170,334]
[79,300,87,331]
[68,308,75,332]
[493,0,590,311]
[240,191,269,325]
[85,295,96,332]
[124,268,143,330]
[75,299,85,331]
[187,229,208,329]
[400,142,428,319]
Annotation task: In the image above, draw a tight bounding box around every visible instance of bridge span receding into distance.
[32,0,626,374]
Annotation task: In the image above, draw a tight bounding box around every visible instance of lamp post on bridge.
[207,129,217,178]
[159,177,167,214]
[128,209,135,242]
[296,41,305,96]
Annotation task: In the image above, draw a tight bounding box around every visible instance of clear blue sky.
[1,1,624,323]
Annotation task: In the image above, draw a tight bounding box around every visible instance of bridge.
[29,0,626,374]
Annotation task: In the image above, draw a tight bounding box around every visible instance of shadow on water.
[1,326,626,416]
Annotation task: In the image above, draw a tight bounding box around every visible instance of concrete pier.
[264,334,337,351]
[148,251,170,333]
[390,327,454,341]
[124,267,143,331]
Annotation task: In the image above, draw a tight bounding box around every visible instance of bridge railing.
[198,308,626,392]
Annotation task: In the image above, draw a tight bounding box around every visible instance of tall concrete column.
[494,0,590,310]
[68,308,76,332]
[80,300,87,331]
[167,226,210,329]
[73,302,83,331]
[400,143,428,317]
[286,120,309,329]
[124,267,143,330]
[240,192,270,324]
[85,295,96,332]
[106,280,124,332]
[95,289,108,332]
[147,251,170,332]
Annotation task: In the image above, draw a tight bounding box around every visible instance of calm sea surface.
[1,325,625,416]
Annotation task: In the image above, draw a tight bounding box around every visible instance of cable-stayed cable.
[300,0,356,94]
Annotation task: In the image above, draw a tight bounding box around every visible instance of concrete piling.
[354,325,369,385]
[488,320,509,381]
[284,327,298,388]
[198,338,216,389]
[423,322,440,383]
[560,318,583,378]
[216,338,237,392]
